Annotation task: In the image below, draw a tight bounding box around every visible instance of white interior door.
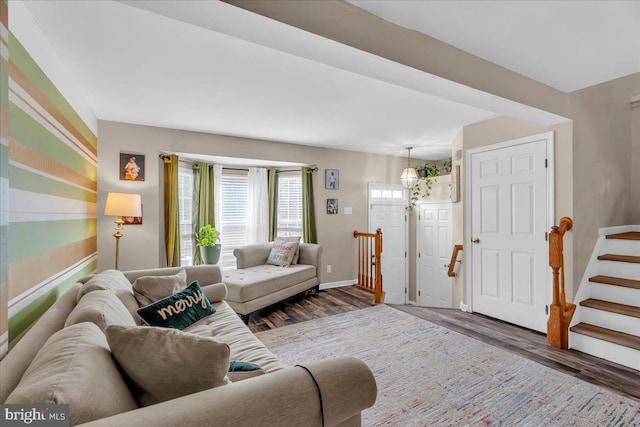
[469,134,551,333]
[417,202,453,308]
[370,204,406,304]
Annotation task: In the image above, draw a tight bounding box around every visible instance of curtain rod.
[158,154,317,172]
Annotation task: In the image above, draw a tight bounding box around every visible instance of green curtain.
[267,168,279,241]
[301,167,317,243]
[163,154,181,267]
[192,162,215,265]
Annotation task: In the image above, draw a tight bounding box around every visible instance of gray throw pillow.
[105,325,231,406]
[5,323,138,425]
[132,269,187,307]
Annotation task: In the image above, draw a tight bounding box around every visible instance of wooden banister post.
[547,217,574,349]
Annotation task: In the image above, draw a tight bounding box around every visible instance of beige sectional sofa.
[223,242,322,323]
[0,265,376,426]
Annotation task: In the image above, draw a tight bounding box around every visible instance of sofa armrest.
[201,282,227,303]
[298,243,323,269]
[78,357,376,427]
[233,243,272,269]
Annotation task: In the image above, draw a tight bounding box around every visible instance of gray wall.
[568,73,640,285]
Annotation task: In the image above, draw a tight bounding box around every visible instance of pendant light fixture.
[400,146,418,188]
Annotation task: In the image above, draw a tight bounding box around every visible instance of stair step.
[606,232,640,241]
[589,275,640,289]
[570,323,640,351]
[580,298,640,318]
[597,254,640,264]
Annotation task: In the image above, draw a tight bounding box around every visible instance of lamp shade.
[400,167,418,188]
[104,192,142,217]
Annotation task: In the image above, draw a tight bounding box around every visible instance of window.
[220,171,248,269]
[277,173,302,238]
[178,167,193,266]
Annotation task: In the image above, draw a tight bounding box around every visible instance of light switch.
[344,207,352,215]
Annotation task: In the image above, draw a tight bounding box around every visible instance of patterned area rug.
[255,305,640,426]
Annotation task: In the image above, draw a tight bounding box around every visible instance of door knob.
[472,238,480,244]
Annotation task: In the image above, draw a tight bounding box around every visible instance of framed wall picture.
[325,169,339,189]
[327,199,338,214]
[123,204,143,225]
[451,165,460,203]
[120,152,145,181]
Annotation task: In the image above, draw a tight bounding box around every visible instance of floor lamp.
[104,192,142,270]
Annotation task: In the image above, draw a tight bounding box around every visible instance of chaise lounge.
[222,242,323,323]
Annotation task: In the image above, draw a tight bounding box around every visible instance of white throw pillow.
[266,236,301,267]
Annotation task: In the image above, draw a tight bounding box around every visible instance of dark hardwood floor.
[249,286,640,402]
[247,285,374,333]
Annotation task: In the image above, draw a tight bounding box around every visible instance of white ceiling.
[348,0,640,93]
[22,1,587,160]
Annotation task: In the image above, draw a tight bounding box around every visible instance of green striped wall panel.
[1,0,9,356]
[7,259,96,341]
[2,20,98,348]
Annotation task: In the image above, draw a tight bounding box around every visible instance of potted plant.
[196,224,221,265]
[408,163,441,210]
[442,157,453,174]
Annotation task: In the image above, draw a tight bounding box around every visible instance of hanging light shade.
[400,147,418,188]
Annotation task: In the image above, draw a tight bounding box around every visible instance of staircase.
[569,226,640,370]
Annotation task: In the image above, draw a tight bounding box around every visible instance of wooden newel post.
[547,217,574,349]
[373,228,383,304]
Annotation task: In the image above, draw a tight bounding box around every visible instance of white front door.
[370,204,406,304]
[469,134,552,333]
[417,202,453,308]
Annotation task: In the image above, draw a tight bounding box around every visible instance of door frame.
[464,131,555,314]
[368,183,408,304]
[416,200,453,308]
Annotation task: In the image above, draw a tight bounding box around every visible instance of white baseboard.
[320,279,357,290]
[460,302,468,312]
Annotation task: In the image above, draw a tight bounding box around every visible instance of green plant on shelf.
[407,163,441,210]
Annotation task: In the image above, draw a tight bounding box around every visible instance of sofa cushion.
[5,323,138,425]
[200,300,286,373]
[137,281,215,330]
[223,264,316,303]
[105,325,231,406]
[132,269,187,307]
[78,269,141,325]
[266,237,300,267]
[65,290,136,331]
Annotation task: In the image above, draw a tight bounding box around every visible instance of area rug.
[255,305,640,426]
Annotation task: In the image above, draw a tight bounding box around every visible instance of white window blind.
[178,167,193,266]
[220,172,248,269]
[277,173,302,238]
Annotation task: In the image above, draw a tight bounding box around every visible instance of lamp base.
[113,217,124,270]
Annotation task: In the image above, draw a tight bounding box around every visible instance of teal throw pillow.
[137,281,215,330]
[229,361,261,372]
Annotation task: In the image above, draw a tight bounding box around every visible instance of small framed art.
[120,152,145,181]
[327,199,338,214]
[123,204,143,225]
[325,169,339,190]
[451,165,460,203]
